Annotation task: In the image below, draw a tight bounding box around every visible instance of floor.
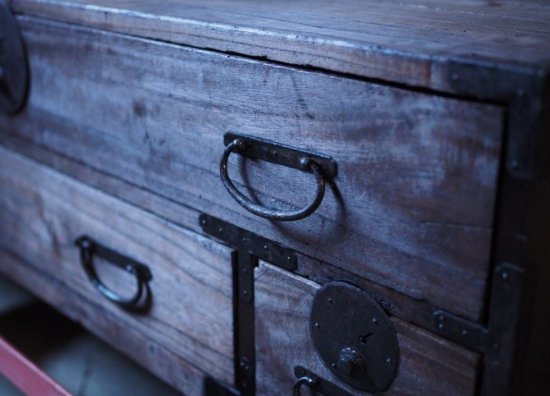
[0,275,182,396]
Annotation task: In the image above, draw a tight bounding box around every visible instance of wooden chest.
[1,0,549,395]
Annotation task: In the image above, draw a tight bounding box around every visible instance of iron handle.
[220,135,336,221]
[75,236,152,309]
[293,376,318,396]
[293,367,353,396]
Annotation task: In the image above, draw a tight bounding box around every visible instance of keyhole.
[359,332,373,344]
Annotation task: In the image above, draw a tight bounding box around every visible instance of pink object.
[0,336,72,396]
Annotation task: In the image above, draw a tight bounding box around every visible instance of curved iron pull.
[293,366,353,396]
[293,375,318,396]
[75,236,152,308]
[220,134,337,222]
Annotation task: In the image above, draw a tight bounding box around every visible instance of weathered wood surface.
[1,18,504,319]
[11,0,550,97]
[0,147,235,393]
[0,250,209,396]
[0,336,71,396]
[0,136,455,337]
[255,262,480,396]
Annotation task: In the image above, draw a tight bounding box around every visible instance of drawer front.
[1,17,504,319]
[0,147,234,395]
[255,263,480,395]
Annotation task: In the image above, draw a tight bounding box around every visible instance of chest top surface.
[10,0,550,94]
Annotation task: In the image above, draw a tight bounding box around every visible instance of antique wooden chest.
[0,0,549,395]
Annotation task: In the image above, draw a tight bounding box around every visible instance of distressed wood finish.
[0,147,235,394]
[0,249,208,395]
[0,336,71,396]
[1,17,505,320]
[255,263,480,395]
[11,0,550,96]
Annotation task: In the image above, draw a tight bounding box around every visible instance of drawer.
[0,295,181,396]
[1,17,504,319]
[255,262,480,395]
[0,147,235,395]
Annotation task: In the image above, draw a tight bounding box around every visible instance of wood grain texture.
[0,336,71,396]
[0,17,504,319]
[0,135,461,337]
[255,262,479,396]
[0,146,235,394]
[0,249,209,396]
[10,0,550,96]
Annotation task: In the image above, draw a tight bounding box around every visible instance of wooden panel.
[0,18,504,319]
[0,250,208,396]
[0,336,71,396]
[0,147,235,394]
[11,0,550,95]
[255,262,480,396]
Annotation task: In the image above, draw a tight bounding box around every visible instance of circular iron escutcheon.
[310,281,399,392]
[0,0,29,114]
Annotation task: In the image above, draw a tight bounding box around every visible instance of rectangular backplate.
[224,133,337,178]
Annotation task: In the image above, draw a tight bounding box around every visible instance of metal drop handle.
[75,236,152,309]
[293,376,318,396]
[220,134,337,222]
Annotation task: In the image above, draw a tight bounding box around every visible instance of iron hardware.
[310,281,399,392]
[293,367,352,396]
[432,310,490,352]
[481,262,524,394]
[200,213,297,271]
[220,133,337,221]
[75,236,152,309]
[0,0,29,113]
[293,375,317,396]
[234,250,257,396]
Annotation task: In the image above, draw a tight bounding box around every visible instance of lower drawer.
[0,289,181,396]
[0,147,235,395]
[255,263,480,395]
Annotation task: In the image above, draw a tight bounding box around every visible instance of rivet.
[510,160,520,170]
[451,73,460,81]
[218,227,223,233]
[263,244,269,251]
[237,140,247,150]
[243,290,248,296]
[287,256,293,262]
[501,271,509,280]
[314,322,320,329]
[328,298,334,305]
[386,358,393,366]
[372,317,379,325]
[462,329,468,336]
[331,363,337,368]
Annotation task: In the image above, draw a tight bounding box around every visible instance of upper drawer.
[1,17,504,320]
[0,146,234,396]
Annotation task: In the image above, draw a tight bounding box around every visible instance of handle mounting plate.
[224,133,337,178]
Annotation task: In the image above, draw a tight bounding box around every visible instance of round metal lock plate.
[310,281,399,392]
[0,0,29,114]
